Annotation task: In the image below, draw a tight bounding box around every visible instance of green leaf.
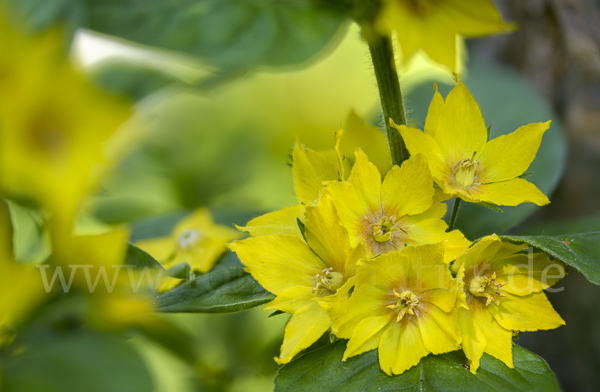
[501,232,600,285]
[87,0,348,70]
[156,253,274,313]
[125,242,164,270]
[1,331,155,392]
[274,340,560,392]
[406,59,566,239]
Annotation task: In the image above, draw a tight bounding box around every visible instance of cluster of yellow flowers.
[230,81,565,374]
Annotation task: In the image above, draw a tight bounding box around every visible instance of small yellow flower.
[395,81,551,206]
[376,0,515,70]
[136,208,241,291]
[0,17,131,228]
[325,149,469,261]
[333,243,461,375]
[454,235,565,373]
[230,195,365,364]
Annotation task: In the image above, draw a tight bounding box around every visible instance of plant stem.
[449,197,461,231]
[365,32,410,166]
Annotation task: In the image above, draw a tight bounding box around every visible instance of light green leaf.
[501,232,600,285]
[274,340,560,392]
[125,243,164,270]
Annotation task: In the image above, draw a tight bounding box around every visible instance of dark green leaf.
[86,0,348,70]
[156,253,274,313]
[501,232,600,285]
[1,331,154,392]
[125,243,164,270]
[274,340,560,392]
[406,59,566,239]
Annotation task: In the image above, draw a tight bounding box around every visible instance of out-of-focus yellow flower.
[136,209,241,291]
[333,243,461,375]
[396,81,551,206]
[325,149,470,261]
[376,0,515,70]
[230,196,366,364]
[50,227,154,325]
[0,17,131,228]
[454,235,565,373]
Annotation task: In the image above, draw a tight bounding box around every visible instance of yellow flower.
[395,81,551,206]
[136,208,242,291]
[325,149,469,261]
[229,195,366,364]
[333,243,461,375]
[0,17,131,228]
[376,0,515,70]
[49,227,154,325]
[454,235,565,373]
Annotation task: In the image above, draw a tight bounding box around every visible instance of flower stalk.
[365,31,410,166]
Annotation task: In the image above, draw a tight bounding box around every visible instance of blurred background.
[1,0,599,391]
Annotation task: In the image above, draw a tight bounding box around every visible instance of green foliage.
[125,243,165,270]
[1,331,155,392]
[502,232,600,286]
[6,0,350,70]
[156,253,275,313]
[274,340,560,392]
[407,60,566,239]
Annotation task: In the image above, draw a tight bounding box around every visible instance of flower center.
[468,272,506,306]
[387,289,419,322]
[454,152,482,188]
[372,215,402,243]
[311,267,344,296]
[178,229,201,249]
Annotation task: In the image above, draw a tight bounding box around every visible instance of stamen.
[468,271,506,306]
[388,289,419,322]
[311,268,343,295]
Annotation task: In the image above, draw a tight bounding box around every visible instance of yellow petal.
[443,230,472,263]
[416,304,461,355]
[395,123,448,183]
[347,149,382,214]
[304,195,351,274]
[236,204,304,238]
[381,154,434,217]
[228,235,325,295]
[275,301,331,364]
[495,254,565,295]
[343,315,392,360]
[315,277,355,322]
[324,180,364,247]
[425,82,488,164]
[292,142,338,204]
[264,286,314,314]
[332,284,389,338]
[459,299,513,373]
[488,292,565,332]
[469,178,549,206]
[157,276,184,293]
[135,236,175,264]
[442,0,517,37]
[379,318,429,375]
[478,121,551,183]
